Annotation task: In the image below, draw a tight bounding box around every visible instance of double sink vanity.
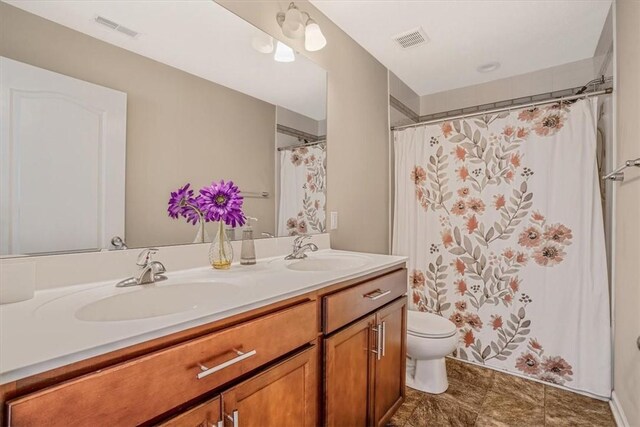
[0,246,408,426]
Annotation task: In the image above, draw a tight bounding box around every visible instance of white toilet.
[406,310,458,394]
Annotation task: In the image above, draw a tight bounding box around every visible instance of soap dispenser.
[240,217,258,265]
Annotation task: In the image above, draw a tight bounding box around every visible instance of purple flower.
[167,183,204,225]
[199,180,246,227]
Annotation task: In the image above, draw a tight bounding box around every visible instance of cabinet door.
[373,298,407,427]
[221,346,317,427]
[324,315,375,427]
[156,396,221,427]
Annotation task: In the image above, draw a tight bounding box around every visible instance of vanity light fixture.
[304,18,326,52]
[274,41,296,62]
[280,3,305,39]
[277,2,327,52]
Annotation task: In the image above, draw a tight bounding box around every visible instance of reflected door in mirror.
[0,57,126,255]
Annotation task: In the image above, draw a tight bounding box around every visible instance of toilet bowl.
[406,310,458,394]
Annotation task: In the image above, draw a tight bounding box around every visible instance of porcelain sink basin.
[75,282,236,322]
[285,254,371,272]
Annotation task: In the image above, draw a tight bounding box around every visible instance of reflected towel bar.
[602,158,640,182]
[242,191,269,198]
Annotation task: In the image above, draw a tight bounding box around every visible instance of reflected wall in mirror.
[0,0,327,257]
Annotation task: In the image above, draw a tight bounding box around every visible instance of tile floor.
[389,358,616,427]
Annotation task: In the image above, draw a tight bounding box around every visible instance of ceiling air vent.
[392,27,429,49]
[95,16,140,38]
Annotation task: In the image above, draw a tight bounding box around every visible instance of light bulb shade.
[274,41,295,62]
[304,22,326,51]
[251,34,274,54]
[282,6,305,39]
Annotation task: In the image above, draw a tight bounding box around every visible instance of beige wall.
[613,0,640,424]
[276,106,322,148]
[0,2,277,248]
[389,71,419,127]
[420,57,609,116]
[217,0,390,254]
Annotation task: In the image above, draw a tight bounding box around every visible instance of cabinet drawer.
[323,269,406,334]
[7,301,317,427]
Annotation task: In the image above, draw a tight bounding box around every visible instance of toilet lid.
[407,310,457,338]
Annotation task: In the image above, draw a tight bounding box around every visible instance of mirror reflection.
[0,0,327,257]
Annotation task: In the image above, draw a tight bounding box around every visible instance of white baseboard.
[610,391,630,427]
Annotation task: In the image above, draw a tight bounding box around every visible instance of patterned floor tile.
[427,377,488,413]
[446,358,495,390]
[388,360,615,427]
[544,385,616,427]
[406,394,479,427]
[476,389,545,427]
[388,388,424,427]
[489,370,545,407]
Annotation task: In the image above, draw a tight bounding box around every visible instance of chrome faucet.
[285,235,318,260]
[116,248,167,287]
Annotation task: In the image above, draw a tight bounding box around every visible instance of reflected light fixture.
[251,33,274,54]
[274,41,295,62]
[277,2,327,52]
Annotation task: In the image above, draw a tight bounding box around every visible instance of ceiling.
[5,0,327,120]
[310,0,612,96]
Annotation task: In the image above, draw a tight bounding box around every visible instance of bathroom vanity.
[0,251,407,427]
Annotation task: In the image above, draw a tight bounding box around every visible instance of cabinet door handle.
[381,321,386,357]
[197,349,257,379]
[225,410,239,427]
[363,289,391,300]
[372,324,382,360]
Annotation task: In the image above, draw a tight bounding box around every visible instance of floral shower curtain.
[278,144,326,236]
[393,98,611,397]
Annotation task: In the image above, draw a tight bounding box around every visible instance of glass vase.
[193,220,210,244]
[209,221,233,269]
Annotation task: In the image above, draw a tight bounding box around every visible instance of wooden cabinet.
[324,297,407,427]
[323,269,406,334]
[2,266,407,427]
[156,396,222,427]
[221,346,318,427]
[7,301,317,427]
[373,299,406,426]
[324,315,374,427]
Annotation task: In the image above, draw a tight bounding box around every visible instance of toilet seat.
[407,310,457,339]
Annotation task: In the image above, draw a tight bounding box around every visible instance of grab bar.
[603,158,640,182]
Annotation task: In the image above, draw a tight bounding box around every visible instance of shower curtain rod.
[277,140,326,151]
[391,88,613,131]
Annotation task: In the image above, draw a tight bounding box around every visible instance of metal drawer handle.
[381,321,386,357]
[372,323,382,360]
[197,349,257,380]
[225,410,239,427]
[363,289,391,300]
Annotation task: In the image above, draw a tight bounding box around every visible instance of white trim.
[446,355,611,401]
[387,69,393,255]
[610,0,618,395]
[610,391,630,427]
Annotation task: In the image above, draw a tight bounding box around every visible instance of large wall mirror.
[0,0,327,257]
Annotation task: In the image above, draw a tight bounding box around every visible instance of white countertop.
[0,249,406,384]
